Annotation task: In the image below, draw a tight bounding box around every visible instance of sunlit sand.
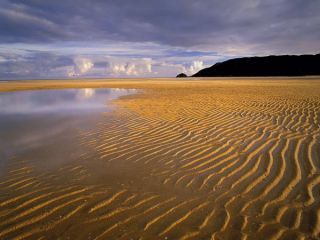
[1,77,320,239]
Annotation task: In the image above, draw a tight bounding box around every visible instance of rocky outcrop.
[176,73,188,78]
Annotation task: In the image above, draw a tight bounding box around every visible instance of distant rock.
[176,73,188,78]
[192,53,320,77]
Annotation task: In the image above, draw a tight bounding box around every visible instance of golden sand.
[1,78,320,239]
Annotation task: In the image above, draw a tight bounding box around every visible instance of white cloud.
[152,62,186,77]
[155,60,207,76]
[187,61,205,75]
[126,63,138,75]
[0,48,218,79]
[107,58,152,76]
[74,57,94,74]
[67,68,77,77]
[143,58,152,73]
[112,64,126,74]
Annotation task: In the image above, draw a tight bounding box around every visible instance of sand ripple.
[1,79,320,239]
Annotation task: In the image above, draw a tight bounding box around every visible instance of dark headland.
[176,73,188,78]
[190,54,320,77]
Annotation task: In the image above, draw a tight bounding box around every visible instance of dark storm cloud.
[0,0,319,50]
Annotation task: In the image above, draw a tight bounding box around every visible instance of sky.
[0,0,319,80]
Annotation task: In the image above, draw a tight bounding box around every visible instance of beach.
[1,77,320,239]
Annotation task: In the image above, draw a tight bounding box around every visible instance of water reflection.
[0,88,136,115]
[78,88,95,99]
[0,88,136,175]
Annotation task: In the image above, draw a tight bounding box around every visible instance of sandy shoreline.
[1,77,320,239]
[1,76,320,92]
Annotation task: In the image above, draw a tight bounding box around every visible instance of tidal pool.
[0,88,136,174]
[0,88,136,115]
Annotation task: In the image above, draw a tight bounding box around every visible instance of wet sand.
[1,78,320,239]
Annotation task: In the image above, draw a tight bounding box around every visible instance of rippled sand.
[1,78,320,240]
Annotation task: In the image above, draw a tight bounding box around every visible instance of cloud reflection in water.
[0,88,137,115]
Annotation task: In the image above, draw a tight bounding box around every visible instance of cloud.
[0,51,75,79]
[0,1,68,42]
[0,0,319,53]
[187,61,205,75]
[0,0,319,79]
[0,51,158,79]
[107,58,152,76]
[73,57,94,74]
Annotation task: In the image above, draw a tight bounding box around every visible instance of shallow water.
[1,80,320,239]
[0,88,136,115]
[0,88,136,174]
